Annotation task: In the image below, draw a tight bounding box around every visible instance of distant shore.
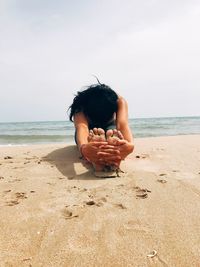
[0,135,200,267]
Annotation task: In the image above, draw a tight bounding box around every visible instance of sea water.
[0,117,200,145]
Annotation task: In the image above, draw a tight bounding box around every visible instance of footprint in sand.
[15,192,27,199]
[157,179,167,184]
[135,154,149,159]
[5,192,27,206]
[62,208,79,220]
[113,203,127,209]
[86,200,95,205]
[0,176,4,180]
[86,200,103,206]
[6,200,19,206]
[84,198,105,207]
[135,187,151,199]
[4,156,13,160]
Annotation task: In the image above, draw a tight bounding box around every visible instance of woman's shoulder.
[73,112,89,125]
[117,96,128,106]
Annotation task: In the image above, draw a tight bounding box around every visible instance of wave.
[0,134,74,144]
[1,117,200,145]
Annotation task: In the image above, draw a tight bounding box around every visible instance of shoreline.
[1,133,200,147]
[1,135,200,266]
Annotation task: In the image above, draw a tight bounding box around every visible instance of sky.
[0,0,200,122]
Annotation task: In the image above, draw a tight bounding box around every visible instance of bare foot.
[88,128,106,142]
[104,129,125,170]
[106,129,124,145]
[87,128,106,171]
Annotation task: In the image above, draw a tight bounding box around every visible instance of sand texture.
[0,135,200,267]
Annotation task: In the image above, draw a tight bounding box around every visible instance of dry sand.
[0,135,200,267]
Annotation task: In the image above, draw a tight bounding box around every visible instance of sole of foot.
[88,128,106,142]
[106,129,124,145]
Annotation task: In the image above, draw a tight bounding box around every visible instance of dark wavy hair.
[68,83,118,125]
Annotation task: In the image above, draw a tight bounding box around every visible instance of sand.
[0,135,200,267]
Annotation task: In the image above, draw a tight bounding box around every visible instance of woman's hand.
[117,141,134,160]
[97,141,134,164]
[81,142,120,164]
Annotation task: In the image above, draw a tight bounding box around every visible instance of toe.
[117,130,124,140]
[88,130,94,142]
[106,129,114,144]
[106,129,113,139]
[92,128,100,141]
[93,128,98,135]
[113,129,119,138]
[98,128,106,141]
[98,128,105,135]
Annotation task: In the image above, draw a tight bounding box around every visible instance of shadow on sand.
[42,145,101,180]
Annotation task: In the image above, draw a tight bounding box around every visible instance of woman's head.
[69,83,118,124]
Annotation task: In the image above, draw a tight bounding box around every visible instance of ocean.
[0,116,200,146]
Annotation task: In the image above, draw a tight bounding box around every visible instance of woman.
[68,82,134,172]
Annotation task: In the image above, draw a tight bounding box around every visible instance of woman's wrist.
[127,142,134,153]
[80,144,87,157]
[119,142,134,160]
[80,144,91,162]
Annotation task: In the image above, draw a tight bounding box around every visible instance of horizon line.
[0,115,200,124]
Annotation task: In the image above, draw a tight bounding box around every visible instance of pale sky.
[0,0,200,122]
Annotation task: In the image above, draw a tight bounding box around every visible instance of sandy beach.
[0,135,200,267]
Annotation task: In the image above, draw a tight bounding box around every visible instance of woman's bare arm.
[115,96,134,158]
[73,112,90,150]
[116,96,134,143]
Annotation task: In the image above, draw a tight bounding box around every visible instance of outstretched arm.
[116,96,134,143]
[73,112,90,149]
[116,97,134,158]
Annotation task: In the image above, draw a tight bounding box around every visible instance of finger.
[117,130,124,140]
[116,140,126,145]
[90,141,108,146]
[98,154,121,160]
[97,150,120,156]
[99,145,116,149]
[97,149,120,155]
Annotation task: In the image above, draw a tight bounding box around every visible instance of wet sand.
[0,135,200,267]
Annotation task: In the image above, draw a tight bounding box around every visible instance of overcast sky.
[0,0,200,122]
